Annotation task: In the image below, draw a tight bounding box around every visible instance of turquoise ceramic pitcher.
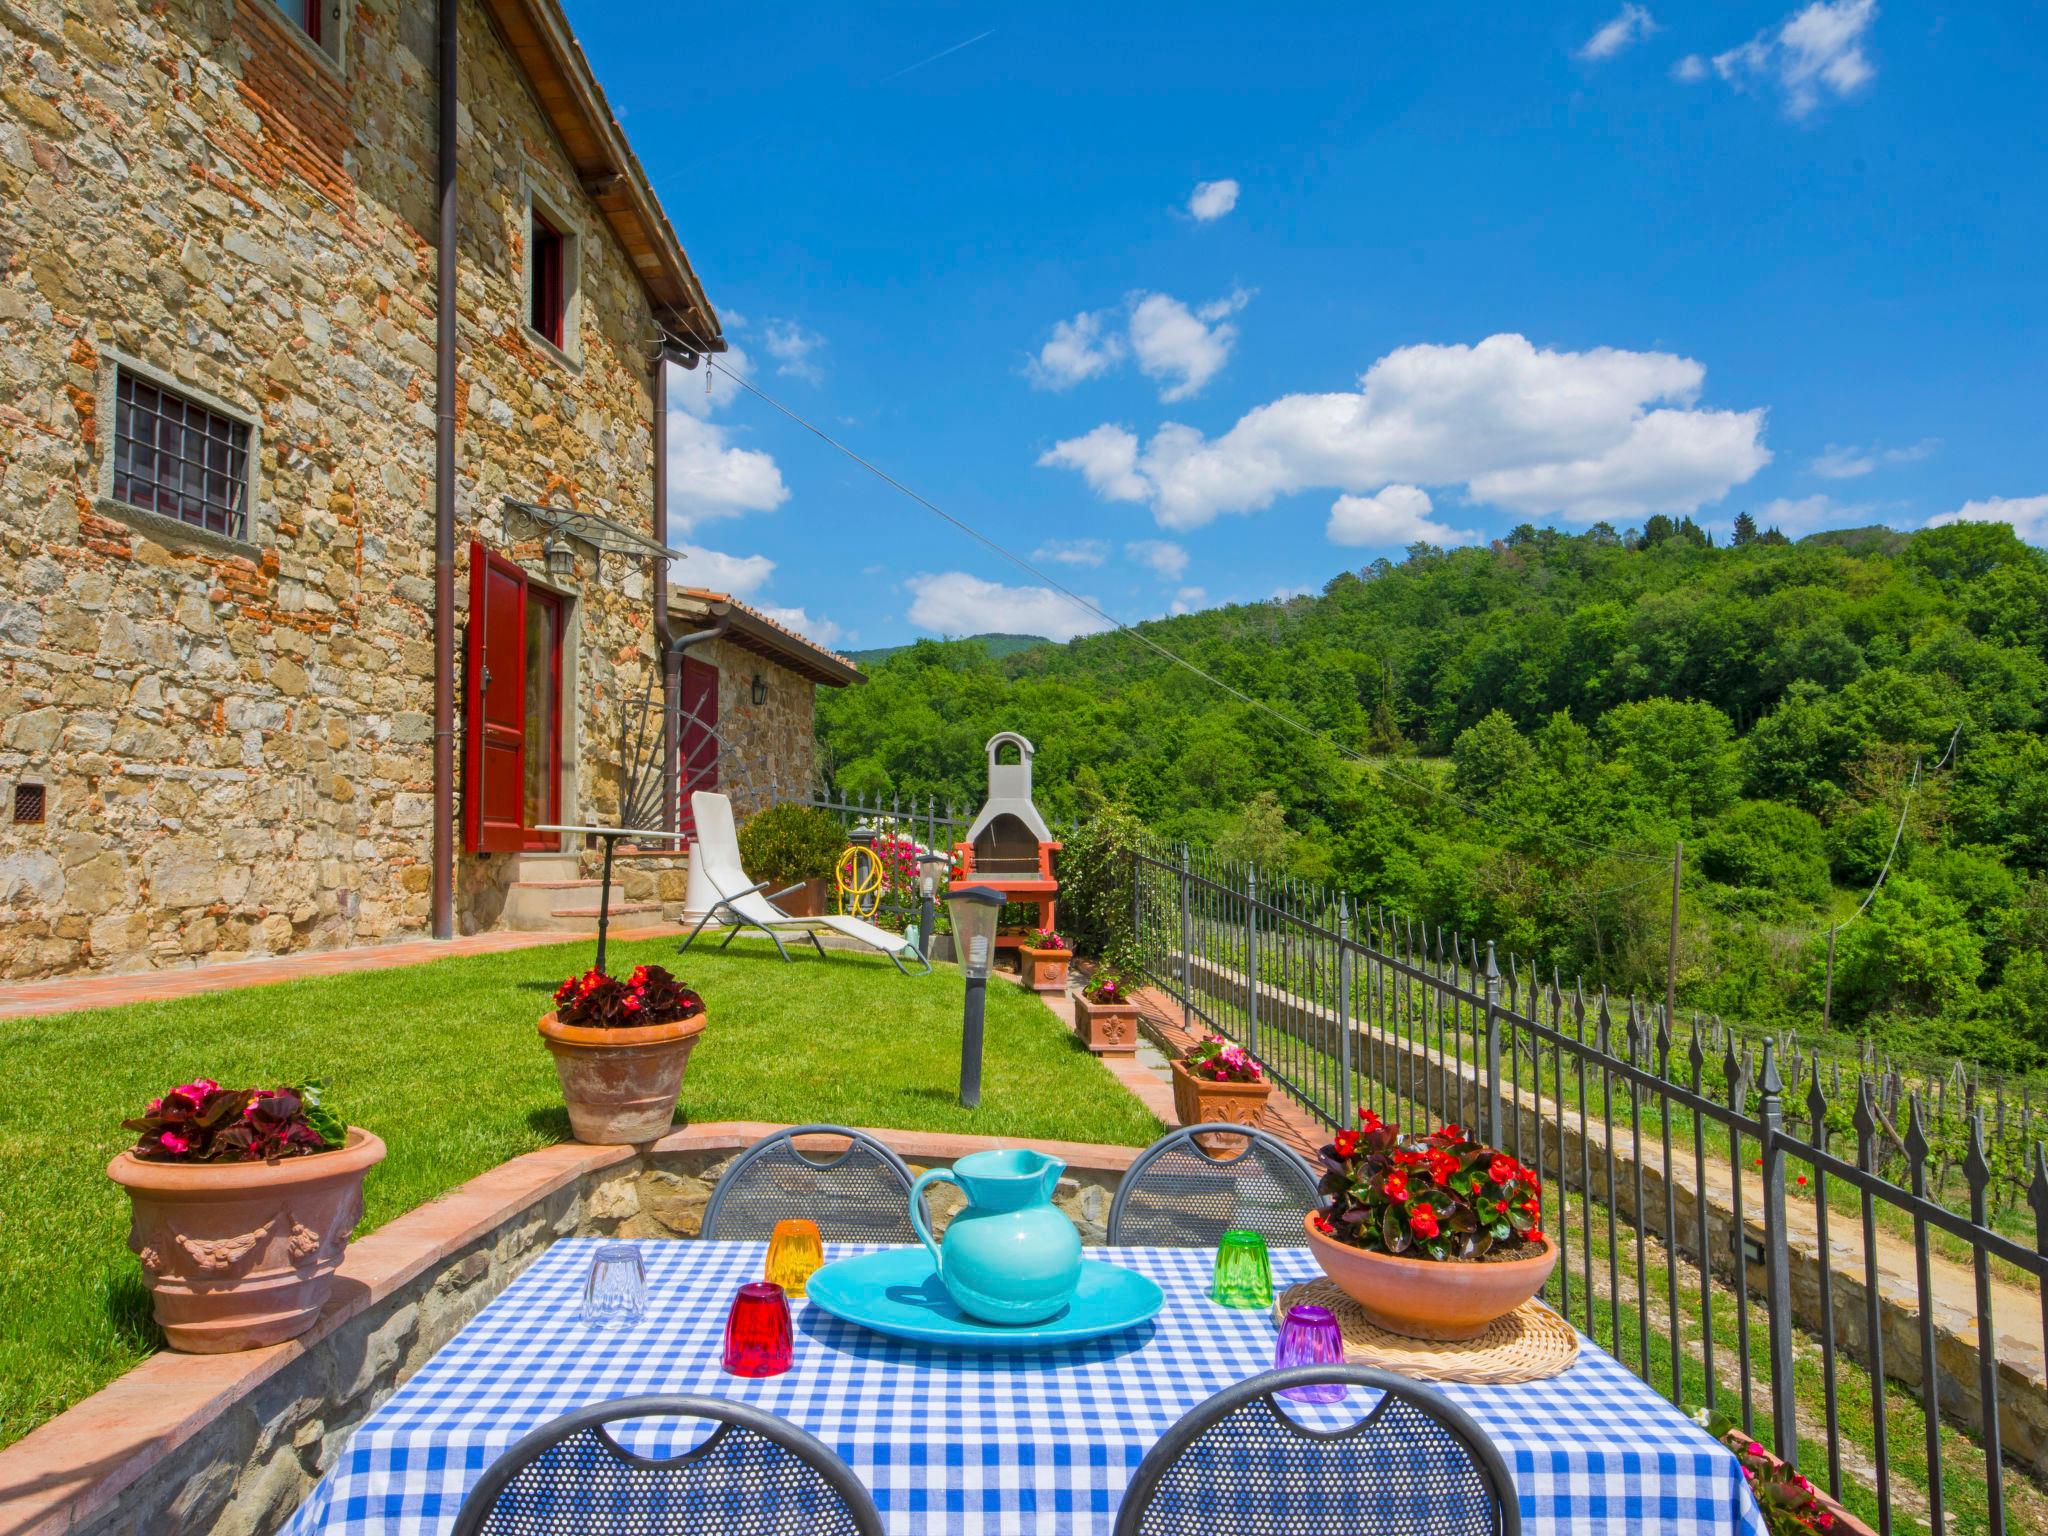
[910,1148,1082,1325]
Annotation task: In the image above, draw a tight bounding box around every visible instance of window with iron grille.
[111,370,252,541]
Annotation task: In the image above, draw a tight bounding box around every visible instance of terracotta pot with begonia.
[1304,1112,1557,1341]
[1074,969,1142,1054]
[1019,929,1072,993]
[539,964,707,1144]
[1170,1035,1272,1153]
[107,1079,384,1353]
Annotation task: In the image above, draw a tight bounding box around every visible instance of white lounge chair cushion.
[691,791,913,958]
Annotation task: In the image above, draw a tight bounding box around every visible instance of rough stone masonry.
[0,0,818,978]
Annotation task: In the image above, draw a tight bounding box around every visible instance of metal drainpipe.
[651,351,677,830]
[430,0,458,939]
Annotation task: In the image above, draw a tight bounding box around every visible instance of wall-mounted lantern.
[750,674,769,707]
[543,535,576,582]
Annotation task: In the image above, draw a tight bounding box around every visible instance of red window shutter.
[678,657,718,835]
[462,543,529,853]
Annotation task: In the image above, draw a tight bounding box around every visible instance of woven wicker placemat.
[1272,1278,1580,1383]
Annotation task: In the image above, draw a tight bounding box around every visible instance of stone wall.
[0,0,672,979]
[0,1127,1136,1536]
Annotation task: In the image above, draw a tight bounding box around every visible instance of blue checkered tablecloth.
[282,1240,1764,1535]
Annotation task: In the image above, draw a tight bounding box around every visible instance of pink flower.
[158,1130,192,1156]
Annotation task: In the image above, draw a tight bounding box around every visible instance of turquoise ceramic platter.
[804,1249,1163,1349]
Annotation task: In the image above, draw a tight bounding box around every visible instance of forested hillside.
[818,521,2048,1069]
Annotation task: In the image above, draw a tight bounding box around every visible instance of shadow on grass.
[525,1105,573,1141]
[96,1267,160,1355]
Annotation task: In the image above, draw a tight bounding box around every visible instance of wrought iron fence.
[796,787,969,928]
[1132,836,2048,1535]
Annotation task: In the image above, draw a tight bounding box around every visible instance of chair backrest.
[702,1124,924,1243]
[1107,1124,1322,1248]
[1114,1367,1520,1536]
[451,1394,884,1536]
[690,791,749,895]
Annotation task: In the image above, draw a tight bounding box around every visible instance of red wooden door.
[679,657,718,834]
[462,543,528,853]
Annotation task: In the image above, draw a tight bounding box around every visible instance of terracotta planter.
[1303,1212,1558,1341]
[538,1009,707,1144]
[1169,1058,1273,1155]
[107,1128,386,1353]
[1020,944,1071,994]
[772,877,832,918]
[1075,995,1141,1054]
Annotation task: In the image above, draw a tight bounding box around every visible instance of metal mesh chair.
[1107,1124,1321,1248]
[1114,1367,1520,1536]
[701,1124,924,1243]
[450,1395,884,1536]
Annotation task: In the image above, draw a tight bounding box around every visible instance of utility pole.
[1665,840,1683,1028]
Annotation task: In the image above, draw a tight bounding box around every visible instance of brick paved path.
[0,927,683,1020]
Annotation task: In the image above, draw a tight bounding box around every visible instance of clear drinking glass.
[582,1241,647,1327]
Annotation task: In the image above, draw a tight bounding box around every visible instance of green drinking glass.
[1210,1229,1274,1309]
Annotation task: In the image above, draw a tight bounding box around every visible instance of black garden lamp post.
[943,885,1005,1108]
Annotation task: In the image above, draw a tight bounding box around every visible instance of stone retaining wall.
[0,1125,1138,1536]
[1171,949,2048,1477]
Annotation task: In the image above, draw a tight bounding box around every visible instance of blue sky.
[565,2,2047,651]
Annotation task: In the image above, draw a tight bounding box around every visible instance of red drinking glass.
[722,1281,794,1377]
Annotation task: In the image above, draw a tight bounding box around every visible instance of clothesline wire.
[653,326,1671,867]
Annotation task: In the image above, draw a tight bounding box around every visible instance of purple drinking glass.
[1274,1303,1345,1401]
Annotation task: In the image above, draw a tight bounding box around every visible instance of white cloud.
[1187,179,1240,221]
[1577,4,1657,61]
[763,320,825,383]
[670,543,775,598]
[1036,423,1150,502]
[1169,585,1207,615]
[1811,437,1940,478]
[664,355,790,529]
[1927,495,2048,546]
[755,604,847,648]
[1672,53,1710,81]
[1042,332,1770,530]
[1714,0,1876,117]
[1125,539,1190,580]
[905,572,1113,643]
[1033,538,1111,567]
[1026,310,1125,391]
[1326,485,1478,548]
[1128,289,1249,402]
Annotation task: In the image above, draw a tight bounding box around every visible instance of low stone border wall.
[0,1124,1141,1536]
[1169,948,2048,1477]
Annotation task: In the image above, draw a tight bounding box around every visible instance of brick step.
[551,901,662,919]
[513,879,603,891]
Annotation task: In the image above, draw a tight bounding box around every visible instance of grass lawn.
[0,933,1162,1450]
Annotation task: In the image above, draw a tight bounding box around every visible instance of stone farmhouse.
[0,0,858,979]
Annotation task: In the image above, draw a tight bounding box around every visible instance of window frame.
[521,180,583,369]
[243,0,348,77]
[94,353,266,556]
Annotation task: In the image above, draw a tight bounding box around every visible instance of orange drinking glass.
[764,1218,824,1298]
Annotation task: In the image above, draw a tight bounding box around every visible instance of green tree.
[1731,510,1758,546]
[1809,876,1985,1026]
[1601,698,1741,820]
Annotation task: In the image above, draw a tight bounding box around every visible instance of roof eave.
[480,0,725,351]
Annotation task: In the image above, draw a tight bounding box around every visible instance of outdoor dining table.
[281,1238,1766,1536]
